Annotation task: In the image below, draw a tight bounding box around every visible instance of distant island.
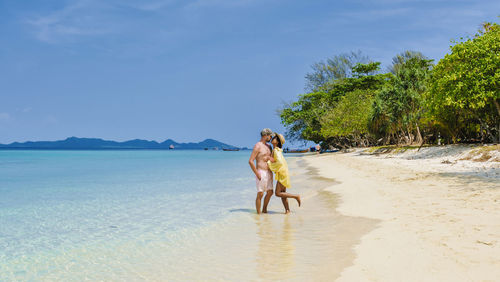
[0,137,243,150]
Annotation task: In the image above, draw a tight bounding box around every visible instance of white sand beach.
[305,145,500,281]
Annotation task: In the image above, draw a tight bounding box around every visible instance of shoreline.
[304,147,500,281]
[133,157,380,280]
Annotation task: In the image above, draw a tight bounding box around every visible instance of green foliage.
[280,91,328,143]
[352,62,381,77]
[388,50,427,74]
[427,22,500,142]
[304,51,369,92]
[428,23,499,112]
[320,62,389,105]
[320,90,374,141]
[371,52,433,144]
[280,59,389,145]
[280,21,500,147]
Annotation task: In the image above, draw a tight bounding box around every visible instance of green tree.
[280,60,389,146]
[320,89,374,147]
[388,50,428,74]
[280,91,328,143]
[317,62,389,147]
[427,22,500,142]
[304,51,369,92]
[371,51,433,144]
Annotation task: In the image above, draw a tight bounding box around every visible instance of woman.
[267,133,301,214]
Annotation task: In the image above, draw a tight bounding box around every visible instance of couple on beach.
[249,128,301,214]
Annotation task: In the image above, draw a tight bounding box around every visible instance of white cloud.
[26,0,114,43]
[25,0,267,44]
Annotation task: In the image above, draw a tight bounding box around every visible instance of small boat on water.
[222,148,240,151]
[285,149,309,153]
[169,145,175,150]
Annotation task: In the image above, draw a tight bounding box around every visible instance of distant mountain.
[0,137,239,150]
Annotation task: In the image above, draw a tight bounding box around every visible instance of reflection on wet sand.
[255,214,296,280]
[131,158,380,280]
[249,158,379,281]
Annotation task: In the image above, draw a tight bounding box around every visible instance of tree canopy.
[427,22,500,142]
[280,21,499,148]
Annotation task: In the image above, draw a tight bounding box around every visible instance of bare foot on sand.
[296,196,301,207]
[285,210,291,214]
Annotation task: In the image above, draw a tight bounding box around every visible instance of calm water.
[0,150,256,280]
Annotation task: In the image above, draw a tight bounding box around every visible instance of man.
[248,128,274,214]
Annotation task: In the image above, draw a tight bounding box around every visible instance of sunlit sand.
[305,150,500,281]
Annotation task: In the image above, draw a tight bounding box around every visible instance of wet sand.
[249,159,378,281]
[105,157,378,281]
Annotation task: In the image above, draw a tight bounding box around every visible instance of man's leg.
[262,189,273,213]
[256,192,264,214]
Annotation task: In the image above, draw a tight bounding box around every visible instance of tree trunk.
[494,99,500,143]
[498,122,500,144]
[478,118,495,143]
[493,99,500,116]
[415,123,423,145]
[406,127,413,145]
[480,123,484,143]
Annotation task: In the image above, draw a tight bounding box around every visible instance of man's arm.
[248,144,261,180]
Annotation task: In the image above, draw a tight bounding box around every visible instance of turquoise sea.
[0,150,259,280]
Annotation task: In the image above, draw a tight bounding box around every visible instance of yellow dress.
[267,147,291,188]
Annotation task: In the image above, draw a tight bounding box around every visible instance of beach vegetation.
[280,20,500,148]
[304,50,370,92]
[460,144,500,162]
[281,56,390,148]
[320,89,374,147]
[364,145,424,154]
[370,51,433,145]
[427,22,500,143]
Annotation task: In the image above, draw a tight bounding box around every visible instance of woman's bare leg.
[275,182,301,209]
[281,196,290,213]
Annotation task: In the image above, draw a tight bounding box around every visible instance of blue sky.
[1,0,498,147]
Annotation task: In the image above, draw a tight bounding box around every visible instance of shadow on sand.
[229,208,281,215]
